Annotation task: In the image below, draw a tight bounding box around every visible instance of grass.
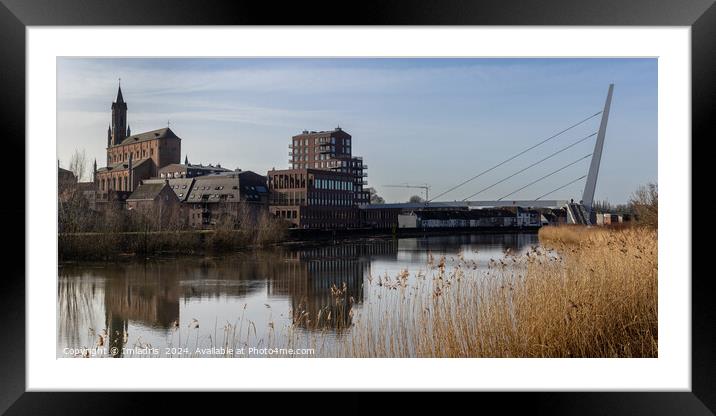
[58,224,288,260]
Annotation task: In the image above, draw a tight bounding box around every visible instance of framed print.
[1,0,709,412]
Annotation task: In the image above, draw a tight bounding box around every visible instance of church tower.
[111,82,128,146]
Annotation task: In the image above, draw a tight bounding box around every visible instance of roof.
[141,178,195,202]
[293,127,350,138]
[159,163,231,173]
[187,176,241,204]
[127,182,173,201]
[116,84,124,103]
[210,170,267,181]
[112,127,180,147]
[187,172,267,203]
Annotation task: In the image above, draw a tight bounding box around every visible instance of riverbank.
[58,226,540,260]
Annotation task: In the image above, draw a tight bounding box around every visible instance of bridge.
[368,84,614,225]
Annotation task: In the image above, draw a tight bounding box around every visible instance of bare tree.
[592,199,613,214]
[68,149,88,182]
[629,183,658,227]
[367,187,385,204]
[408,195,424,203]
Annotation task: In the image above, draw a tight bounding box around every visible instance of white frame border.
[28,27,690,391]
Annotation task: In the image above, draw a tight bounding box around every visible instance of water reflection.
[57,233,537,357]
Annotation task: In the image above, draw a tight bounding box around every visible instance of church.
[95,84,182,192]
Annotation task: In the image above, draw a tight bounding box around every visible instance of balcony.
[361,172,368,177]
[288,152,293,156]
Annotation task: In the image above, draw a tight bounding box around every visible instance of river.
[57,232,539,358]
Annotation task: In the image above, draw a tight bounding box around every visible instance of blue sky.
[57,58,657,204]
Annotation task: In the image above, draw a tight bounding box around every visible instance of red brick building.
[288,127,369,204]
[126,181,183,229]
[268,168,359,229]
[95,84,181,193]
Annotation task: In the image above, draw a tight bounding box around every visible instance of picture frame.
[1,0,707,411]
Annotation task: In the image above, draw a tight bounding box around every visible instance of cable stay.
[535,175,587,200]
[497,153,592,201]
[428,111,602,203]
[461,132,596,201]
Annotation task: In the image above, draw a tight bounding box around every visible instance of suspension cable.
[461,132,596,201]
[535,175,587,200]
[428,111,602,202]
[498,154,592,201]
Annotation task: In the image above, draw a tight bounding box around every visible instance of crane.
[384,183,430,202]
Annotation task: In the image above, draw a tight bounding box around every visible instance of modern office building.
[269,128,371,229]
[288,127,369,204]
[268,168,359,229]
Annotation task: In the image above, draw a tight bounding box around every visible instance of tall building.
[288,128,369,204]
[96,83,182,192]
[268,127,370,229]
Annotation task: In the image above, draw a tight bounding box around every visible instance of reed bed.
[335,225,657,357]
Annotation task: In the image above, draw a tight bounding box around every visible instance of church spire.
[116,79,124,103]
[126,124,131,137]
[184,155,189,165]
[111,80,128,145]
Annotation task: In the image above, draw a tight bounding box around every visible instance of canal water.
[57,233,539,358]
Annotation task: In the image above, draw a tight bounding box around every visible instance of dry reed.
[337,225,657,357]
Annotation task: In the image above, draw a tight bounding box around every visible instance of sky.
[57,58,657,204]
